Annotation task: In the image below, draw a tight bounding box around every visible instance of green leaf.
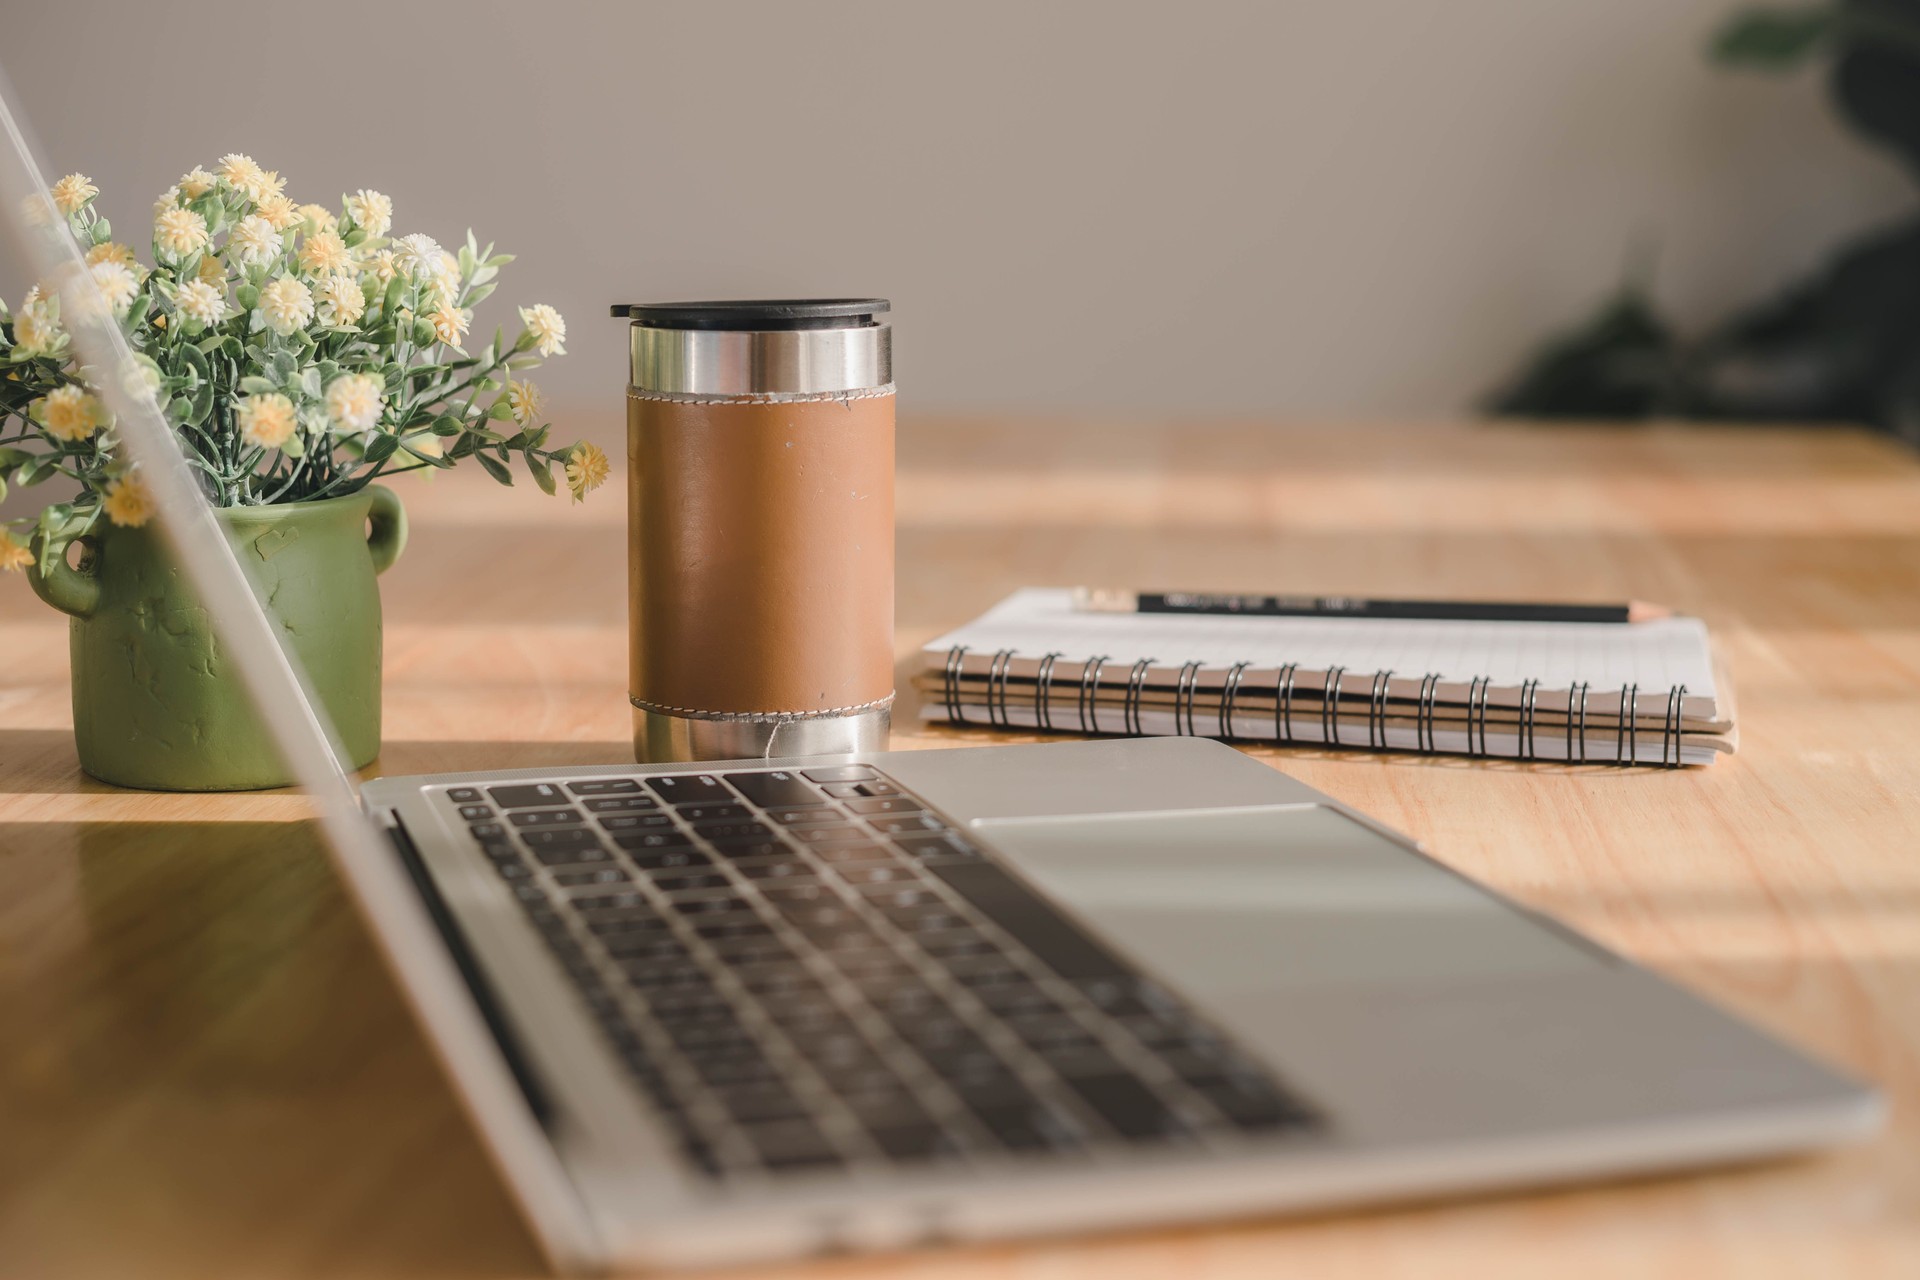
[236,284,260,311]
[186,376,214,427]
[524,448,556,495]
[1710,7,1837,67]
[465,281,497,307]
[431,413,464,436]
[363,432,400,464]
[90,217,111,245]
[475,451,513,485]
[299,366,323,399]
[487,397,516,421]
[239,375,278,396]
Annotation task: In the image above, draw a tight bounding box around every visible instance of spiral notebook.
[917,589,1735,767]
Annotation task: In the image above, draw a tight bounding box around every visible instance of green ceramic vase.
[26,486,407,791]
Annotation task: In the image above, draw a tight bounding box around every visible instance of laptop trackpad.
[974,805,1602,993]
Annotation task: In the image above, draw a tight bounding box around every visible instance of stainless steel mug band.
[628,324,891,397]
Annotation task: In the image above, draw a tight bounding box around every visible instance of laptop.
[0,89,1878,1274]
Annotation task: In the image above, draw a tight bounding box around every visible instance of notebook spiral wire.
[938,647,1692,766]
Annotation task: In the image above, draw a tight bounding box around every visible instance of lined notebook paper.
[917,589,1733,766]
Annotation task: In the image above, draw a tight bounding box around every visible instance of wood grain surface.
[2,418,1916,1278]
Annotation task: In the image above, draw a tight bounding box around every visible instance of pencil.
[1071,588,1673,625]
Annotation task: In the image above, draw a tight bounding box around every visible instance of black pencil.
[1071,588,1672,625]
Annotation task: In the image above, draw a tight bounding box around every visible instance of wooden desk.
[2,419,1917,1278]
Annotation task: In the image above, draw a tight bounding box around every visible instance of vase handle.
[25,534,100,619]
[365,484,406,576]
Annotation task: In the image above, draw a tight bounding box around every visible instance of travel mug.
[611,299,894,762]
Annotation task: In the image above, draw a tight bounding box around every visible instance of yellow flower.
[151,187,180,220]
[50,173,98,217]
[36,385,105,441]
[0,528,32,573]
[297,228,352,277]
[257,194,301,231]
[177,166,216,200]
[217,154,279,202]
[85,241,137,270]
[258,275,314,336]
[236,392,298,449]
[257,169,287,201]
[324,372,383,432]
[88,261,139,316]
[404,431,443,459]
[297,203,337,233]
[427,299,469,346]
[565,441,608,503]
[12,299,63,357]
[313,274,366,327]
[154,207,210,261]
[196,253,226,286]
[228,214,282,268]
[360,248,400,287]
[103,474,155,528]
[519,303,566,357]
[175,279,227,328]
[345,189,392,236]
[506,378,543,425]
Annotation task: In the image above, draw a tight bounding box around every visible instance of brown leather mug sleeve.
[627,391,895,717]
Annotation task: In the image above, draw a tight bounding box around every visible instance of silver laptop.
[0,89,1878,1274]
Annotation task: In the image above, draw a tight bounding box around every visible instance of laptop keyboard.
[444,765,1317,1178]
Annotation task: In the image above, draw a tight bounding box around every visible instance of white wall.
[1,0,1911,417]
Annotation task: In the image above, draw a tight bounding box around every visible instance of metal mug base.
[632,705,891,764]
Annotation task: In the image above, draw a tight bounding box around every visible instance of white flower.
[258,275,314,336]
[154,206,210,261]
[152,187,180,220]
[519,303,566,357]
[257,194,301,231]
[345,188,391,236]
[50,173,98,217]
[120,355,163,404]
[314,274,366,327]
[175,278,228,327]
[177,166,216,200]
[236,392,298,448]
[392,233,441,279]
[324,373,383,433]
[12,297,61,356]
[424,251,461,303]
[37,385,105,441]
[297,229,353,277]
[506,378,543,425]
[228,214,282,268]
[88,261,138,316]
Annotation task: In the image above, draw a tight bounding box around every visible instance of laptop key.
[447,786,483,803]
[488,782,569,809]
[674,802,749,823]
[800,765,878,783]
[509,808,585,828]
[598,812,674,831]
[611,830,694,851]
[1065,1073,1184,1142]
[520,826,602,849]
[469,821,506,840]
[690,820,770,843]
[569,778,642,796]
[532,844,614,868]
[724,770,826,809]
[644,774,732,805]
[627,846,711,871]
[844,796,922,816]
[584,795,658,814]
[744,1118,841,1169]
[457,803,494,821]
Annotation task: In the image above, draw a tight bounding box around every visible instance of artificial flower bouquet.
[0,154,609,574]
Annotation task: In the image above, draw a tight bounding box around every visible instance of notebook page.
[925,588,1718,707]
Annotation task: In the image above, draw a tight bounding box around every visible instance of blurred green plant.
[1488,1,1920,442]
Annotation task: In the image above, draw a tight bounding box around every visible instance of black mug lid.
[608,298,889,331]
